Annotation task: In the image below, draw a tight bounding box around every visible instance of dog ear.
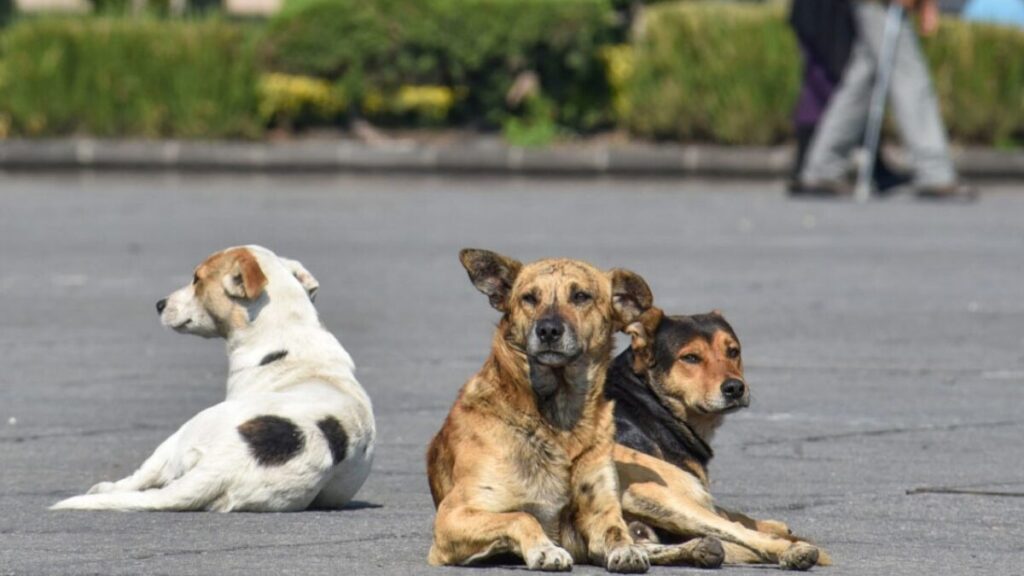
[222,250,267,301]
[624,307,663,374]
[459,248,523,312]
[280,257,319,302]
[609,268,654,330]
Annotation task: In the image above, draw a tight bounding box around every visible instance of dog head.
[626,310,748,420]
[459,248,652,372]
[157,245,320,339]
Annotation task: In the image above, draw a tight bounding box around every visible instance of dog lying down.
[607,309,831,570]
[52,245,375,512]
[427,249,656,573]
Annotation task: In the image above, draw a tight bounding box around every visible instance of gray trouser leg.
[802,1,956,187]
[800,39,874,184]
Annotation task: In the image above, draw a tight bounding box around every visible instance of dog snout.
[535,316,566,345]
[721,379,746,400]
[156,299,167,314]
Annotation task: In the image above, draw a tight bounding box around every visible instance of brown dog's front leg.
[622,482,820,571]
[716,506,832,566]
[572,448,650,573]
[429,489,570,571]
[716,505,793,538]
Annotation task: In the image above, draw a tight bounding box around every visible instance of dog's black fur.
[606,314,739,474]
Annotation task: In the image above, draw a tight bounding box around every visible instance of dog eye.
[192,273,200,286]
[571,291,592,305]
[680,354,702,365]
[521,293,538,306]
[726,347,740,359]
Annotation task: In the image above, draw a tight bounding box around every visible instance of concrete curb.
[0,138,1019,179]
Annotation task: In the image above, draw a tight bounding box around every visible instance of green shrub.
[260,0,616,130]
[623,1,1024,146]
[623,1,798,144]
[924,20,1024,147]
[0,18,261,138]
[0,0,12,28]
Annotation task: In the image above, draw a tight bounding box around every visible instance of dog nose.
[156,299,167,314]
[535,317,565,345]
[721,379,745,400]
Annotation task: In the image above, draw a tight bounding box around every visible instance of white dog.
[52,245,375,512]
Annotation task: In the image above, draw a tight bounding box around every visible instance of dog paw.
[780,542,819,571]
[628,521,659,544]
[814,547,833,567]
[525,543,573,572]
[606,544,649,573]
[690,537,725,569]
[87,482,116,495]
[758,519,792,537]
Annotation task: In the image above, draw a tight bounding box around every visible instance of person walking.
[788,0,910,195]
[799,0,975,199]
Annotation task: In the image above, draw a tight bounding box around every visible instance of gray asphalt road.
[1,174,1022,576]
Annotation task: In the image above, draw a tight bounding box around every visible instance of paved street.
[1,174,1022,575]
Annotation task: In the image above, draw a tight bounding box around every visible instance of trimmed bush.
[623,1,1024,146]
[622,2,799,145]
[260,0,617,130]
[0,4,1020,145]
[0,18,261,138]
[925,20,1024,147]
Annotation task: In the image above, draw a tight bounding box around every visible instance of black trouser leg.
[791,124,816,185]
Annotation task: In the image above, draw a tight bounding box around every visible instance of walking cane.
[854,2,905,203]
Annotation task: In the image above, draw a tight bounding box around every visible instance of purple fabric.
[795,44,839,128]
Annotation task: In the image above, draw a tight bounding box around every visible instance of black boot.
[872,147,912,195]
[788,124,815,193]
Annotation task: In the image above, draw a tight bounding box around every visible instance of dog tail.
[50,468,225,512]
[816,549,833,566]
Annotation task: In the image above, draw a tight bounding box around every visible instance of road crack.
[745,419,1023,448]
[0,423,166,444]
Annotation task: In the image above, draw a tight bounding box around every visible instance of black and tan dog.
[607,309,831,570]
[426,249,655,573]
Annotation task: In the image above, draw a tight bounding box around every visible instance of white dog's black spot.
[259,350,289,366]
[316,417,349,464]
[238,415,305,466]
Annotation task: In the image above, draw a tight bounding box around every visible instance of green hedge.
[0,3,1020,145]
[622,1,1024,146]
[622,2,800,145]
[926,20,1024,147]
[260,0,617,130]
[0,18,261,138]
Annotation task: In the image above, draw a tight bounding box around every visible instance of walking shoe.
[874,162,913,195]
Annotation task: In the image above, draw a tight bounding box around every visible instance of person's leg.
[799,36,875,186]
[854,1,957,187]
[791,123,815,186]
[791,41,835,191]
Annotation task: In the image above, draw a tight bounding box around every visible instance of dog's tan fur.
[613,309,831,570]
[426,250,654,573]
[192,247,269,332]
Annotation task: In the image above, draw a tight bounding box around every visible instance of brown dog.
[426,249,655,573]
[607,309,831,570]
